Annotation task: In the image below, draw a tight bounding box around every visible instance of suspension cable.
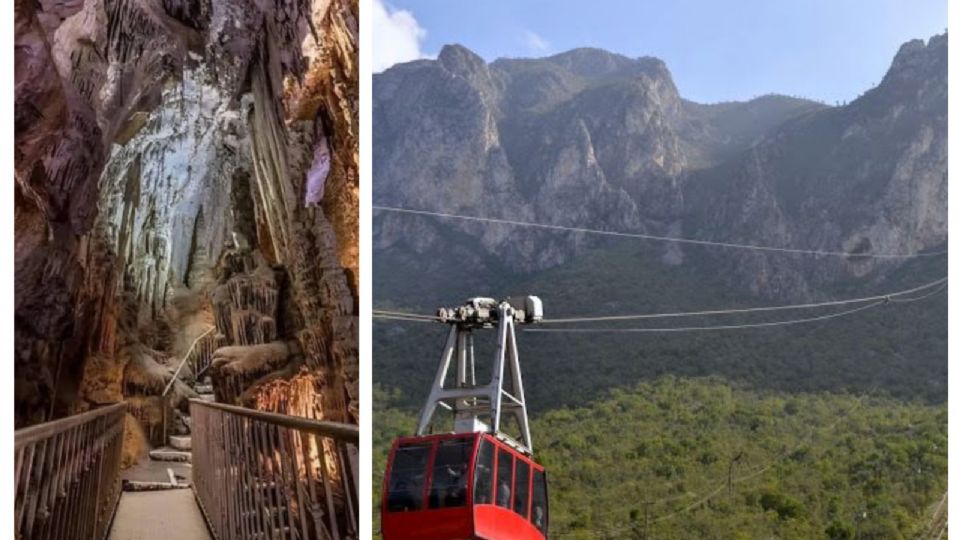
[372,277,947,327]
[524,300,887,334]
[373,309,442,320]
[372,314,439,323]
[540,276,947,324]
[373,205,947,259]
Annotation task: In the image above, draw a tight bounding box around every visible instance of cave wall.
[14,0,359,429]
[224,0,359,424]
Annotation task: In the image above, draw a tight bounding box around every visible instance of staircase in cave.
[145,377,216,466]
[125,250,289,487]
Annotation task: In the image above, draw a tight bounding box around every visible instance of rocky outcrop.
[374,44,827,274]
[15,0,358,436]
[684,34,947,297]
[373,35,946,299]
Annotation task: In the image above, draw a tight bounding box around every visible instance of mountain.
[372,35,947,409]
[684,35,947,298]
[373,36,945,298]
[372,35,948,540]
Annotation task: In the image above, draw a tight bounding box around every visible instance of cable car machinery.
[419,296,543,454]
[382,296,548,540]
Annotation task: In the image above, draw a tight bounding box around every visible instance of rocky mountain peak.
[542,47,671,81]
[438,43,489,77]
[375,35,946,300]
[876,33,946,103]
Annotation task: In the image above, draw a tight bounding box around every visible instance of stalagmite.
[15,0,359,467]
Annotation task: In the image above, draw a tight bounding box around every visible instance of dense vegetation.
[373,227,946,539]
[374,238,947,412]
[374,378,946,539]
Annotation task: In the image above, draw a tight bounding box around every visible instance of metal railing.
[190,400,359,540]
[14,403,126,540]
[163,326,217,397]
[161,326,217,444]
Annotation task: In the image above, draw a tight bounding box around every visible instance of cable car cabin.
[382,432,549,540]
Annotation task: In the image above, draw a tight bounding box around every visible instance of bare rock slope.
[373,36,946,298]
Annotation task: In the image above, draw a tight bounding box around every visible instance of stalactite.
[16,0,358,438]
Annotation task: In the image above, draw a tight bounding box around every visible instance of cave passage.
[14,0,360,506]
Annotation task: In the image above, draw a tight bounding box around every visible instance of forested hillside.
[374,378,947,539]
[372,32,947,540]
[374,239,946,412]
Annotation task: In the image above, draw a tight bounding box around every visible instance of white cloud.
[522,29,551,54]
[373,0,428,72]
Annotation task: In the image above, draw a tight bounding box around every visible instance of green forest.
[373,239,947,412]
[373,238,947,539]
[374,377,946,539]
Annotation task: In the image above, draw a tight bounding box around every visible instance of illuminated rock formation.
[14,0,359,444]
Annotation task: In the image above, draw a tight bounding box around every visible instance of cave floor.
[108,489,211,540]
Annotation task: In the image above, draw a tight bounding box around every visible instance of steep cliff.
[15,0,358,431]
[685,35,947,297]
[373,36,947,409]
[373,36,945,298]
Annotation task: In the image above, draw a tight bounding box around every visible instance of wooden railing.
[14,403,126,540]
[190,400,359,540]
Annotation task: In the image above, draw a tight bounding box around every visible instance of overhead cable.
[373,205,947,259]
[523,300,887,334]
[372,314,439,323]
[541,276,947,324]
[373,309,442,320]
[371,277,946,326]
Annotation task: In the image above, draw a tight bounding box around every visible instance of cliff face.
[15,0,358,428]
[684,35,947,297]
[373,36,945,298]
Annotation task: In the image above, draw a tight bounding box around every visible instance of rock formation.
[14,0,359,444]
[373,36,946,299]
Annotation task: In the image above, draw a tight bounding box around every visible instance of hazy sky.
[373,0,947,104]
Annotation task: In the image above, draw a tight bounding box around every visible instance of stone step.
[123,480,191,492]
[149,447,192,463]
[169,435,192,451]
[194,384,213,394]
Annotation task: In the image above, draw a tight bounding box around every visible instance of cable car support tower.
[416,296,543,455]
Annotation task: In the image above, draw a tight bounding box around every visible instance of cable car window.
[513,459,530,517]
[495,448,514,509]
[428,439,473,509]
[531,469,548,533]
[387,443,432,512]
[473,439,494,505]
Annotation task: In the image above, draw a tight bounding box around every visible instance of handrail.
[162,326,216,397]
[189,399,360,444]
[15,403,126,449]
[191,400,359,540]
[14,403,127,540]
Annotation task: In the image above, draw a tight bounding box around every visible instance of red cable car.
[382,297,548,540]
[382,432,548,540]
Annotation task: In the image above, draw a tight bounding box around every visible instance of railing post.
[189,399,359,540]
[14,402,126,540]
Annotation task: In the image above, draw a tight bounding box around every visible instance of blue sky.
[373,0,946,104]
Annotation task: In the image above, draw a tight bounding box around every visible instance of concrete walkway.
[108,490,211,540]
